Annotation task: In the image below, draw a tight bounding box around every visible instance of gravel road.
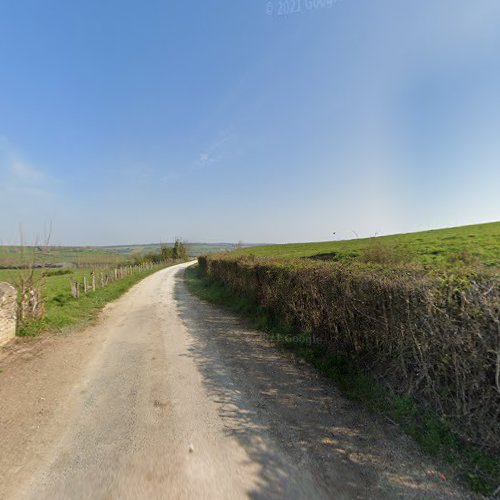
[0,262,471,499]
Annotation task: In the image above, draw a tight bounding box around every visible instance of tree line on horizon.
[132,239,188,265]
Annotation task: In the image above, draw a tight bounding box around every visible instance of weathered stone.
[0,282,17,346]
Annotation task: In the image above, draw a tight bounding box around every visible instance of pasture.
[0,246,125,268]
[235,222,500,269]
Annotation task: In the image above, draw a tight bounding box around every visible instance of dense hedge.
[198,254,500,452]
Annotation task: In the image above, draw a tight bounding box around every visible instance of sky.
[0,0,499,245]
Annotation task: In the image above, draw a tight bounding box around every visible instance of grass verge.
[17,265,175,337]
[185,264,500,496]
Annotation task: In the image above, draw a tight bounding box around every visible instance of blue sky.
[1,0,499,245]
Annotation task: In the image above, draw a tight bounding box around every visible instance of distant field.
[0,246,125,268]
[235,222,500,268]
[102,243,237,257]
[0,242,236,268]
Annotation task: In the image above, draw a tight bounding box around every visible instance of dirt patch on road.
[0,304,116,499]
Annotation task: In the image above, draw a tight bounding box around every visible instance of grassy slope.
[236,222,500,268]
[0,266,172,337]
[185,265,500,495]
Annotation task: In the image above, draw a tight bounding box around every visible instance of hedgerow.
[198,254,500,453]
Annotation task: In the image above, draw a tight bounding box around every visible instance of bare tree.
[14,223,52,323]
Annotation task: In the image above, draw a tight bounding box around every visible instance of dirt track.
[0,262,471,499]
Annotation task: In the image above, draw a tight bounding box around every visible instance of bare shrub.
[14,228,51,324]
[361,238,411,265]
[198,254,500,452]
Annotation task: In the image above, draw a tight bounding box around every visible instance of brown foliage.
[198,254,500,452]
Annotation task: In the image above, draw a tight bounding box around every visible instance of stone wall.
[0,282,17,346]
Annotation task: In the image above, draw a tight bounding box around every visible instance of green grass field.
[0,246,126,268]
[235,222,500,269]
[0,265,170,337]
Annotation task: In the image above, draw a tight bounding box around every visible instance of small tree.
[172,239,188,260]
[160,245,174,261]
[14,225,51,323]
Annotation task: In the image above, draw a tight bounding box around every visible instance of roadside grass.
[185,264,500,495]
[235,221,500,269]
[0,266,172,337]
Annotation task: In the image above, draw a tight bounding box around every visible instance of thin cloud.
[0,137,51,197]
[2,185,52,200]
[10,160,45,184]
[196,129,233,169]
[159,129,235,183]
[162,171,181,182]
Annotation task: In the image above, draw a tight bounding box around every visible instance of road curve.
[2,262,469,499]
